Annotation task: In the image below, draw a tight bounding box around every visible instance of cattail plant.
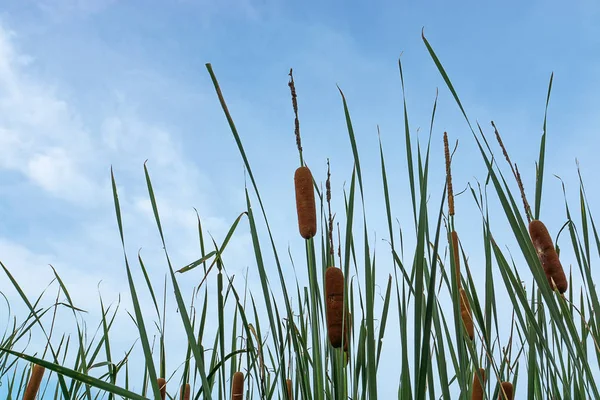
[492,122,567,294]
[286,379,293,400]
[181,383,190,400]
[325,266,345,348]
[471,368,485,400]
[289,69,317,240]
[22,364,45,400]
[444,132,461,290]
[528,219,568,293]
[231,371,244,400]
[499,381,514,400]
[157,377,166,400]
[460,287,474,340]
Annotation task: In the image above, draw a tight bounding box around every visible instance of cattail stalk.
[294,166,317,239]
[444,132,455,216]
[286,379,293,400]
[471,368,485,400]
[499,381,514,400]
[343,311,351,352]
[452,231,461,289]
[232,371,244,400]
[157,378,166,400]
[325,266,345,348]
[529,220,568,293]
[23,364,45,400]
[460,288,474,340]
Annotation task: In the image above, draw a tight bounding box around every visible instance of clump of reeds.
[23,364,45,400]
[528,219,568,293]
[289,69,317,240]
[499,381,514,400]
[471,368,485,400]
[231,371,244,400]
[459,287,474,340]
[157,377,166,400]
[325,266,345,348]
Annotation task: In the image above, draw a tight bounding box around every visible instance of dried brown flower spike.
[294,166,317,239]
[499,381,514,400]
[157,378,167,400]
[231,371,244,400]
[23,364,45,400]
[181,383,191,400]
[459,288,474,340]
[325,266,345,348]
[286,379,293,400]
[529,220,568,293]
[471,368,485,400]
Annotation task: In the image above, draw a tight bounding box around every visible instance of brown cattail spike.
[288,69,302,154]
[452,231,461,289]
[231,371,244,400]
[444,132,455,216]
[23,364,45,400]
[499,381,514,400]
[157,378,167,400]
[181,383,191,400]
[325,266,345,348]
[529,220,568,293]
[286,379,293,400]
[460,288,474,340]
[471,368,485,400]
[294,166,317,239]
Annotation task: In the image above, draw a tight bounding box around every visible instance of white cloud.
[0,26,102,205]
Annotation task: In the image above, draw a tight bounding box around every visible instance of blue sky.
[1,0,599,397]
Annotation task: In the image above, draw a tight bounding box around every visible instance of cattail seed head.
[231,371,244,400]
[286,379,293,400]
[460,288,474,340]
[294,166,317,239]
[471,368,485,400]
[157,378,166,400]
[23,364,45,400]
[452,231,461,289]
[325,266,345,348]
[181,383,191,400]
[529,220,568,293]
[499,381,513,400]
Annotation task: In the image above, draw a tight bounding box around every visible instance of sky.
[0,0,599,398]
